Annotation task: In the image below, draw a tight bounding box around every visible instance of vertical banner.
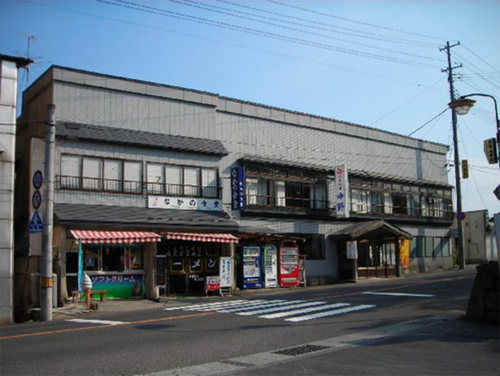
[335,165,350,218]
[220,257,233,288]
[78,243,83,292]
[231,167,245,210]
[400,239,410,270]
[346,240,358,259]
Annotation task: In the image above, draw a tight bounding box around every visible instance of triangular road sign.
[28,210,44,233]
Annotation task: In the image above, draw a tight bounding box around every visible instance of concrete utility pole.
[441,41,465,270]
[40,104,55,321]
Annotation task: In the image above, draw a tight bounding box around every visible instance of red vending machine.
[278,246,300,287]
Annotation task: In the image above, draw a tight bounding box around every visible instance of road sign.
[28,210,44,233]
[33,170,43,189]
[32,191,42,210]
[456,212,466,221]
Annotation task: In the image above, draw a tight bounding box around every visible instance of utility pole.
[41,104,55,321]
[440,41,465,270]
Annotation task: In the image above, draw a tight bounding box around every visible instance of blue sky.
[1,0,499,215]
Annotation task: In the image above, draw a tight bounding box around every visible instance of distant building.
[459,210,498,263]
[13,66,455,316]
[0,54,31,325]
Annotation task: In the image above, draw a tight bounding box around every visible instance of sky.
[1,0,499,216]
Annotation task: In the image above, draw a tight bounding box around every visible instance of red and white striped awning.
[164,232,239,244]
[70,230,162,244]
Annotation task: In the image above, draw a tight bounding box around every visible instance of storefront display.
[70,230,161,298]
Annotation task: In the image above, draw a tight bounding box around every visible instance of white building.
[0,55,31,325]
[14,66,454,313]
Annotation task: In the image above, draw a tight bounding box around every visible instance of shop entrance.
[156,233,238,295]
[330,220,412,281]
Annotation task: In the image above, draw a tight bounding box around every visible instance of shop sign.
[90,274,143,298]
[206,276,221,291]
[335,165,350,218]
[220,257,232,288]
[346,240,358,259]
[231,167,245,210]
[147,196,223,211]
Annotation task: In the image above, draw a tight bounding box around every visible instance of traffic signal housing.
[483,138,498,164]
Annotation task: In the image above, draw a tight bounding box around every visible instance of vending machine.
[263,245,278,288]
[278,246,300,287]
[242,246,262,289]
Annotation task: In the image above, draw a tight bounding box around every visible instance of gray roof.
[56,122,228,156]
[329,220,413,240]
[54,203,238,231]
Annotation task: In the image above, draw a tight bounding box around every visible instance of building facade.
[0,55,31,325]
[14,66,454,311]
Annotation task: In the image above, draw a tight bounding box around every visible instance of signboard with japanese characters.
[147,196,223,211]
[231,167,245,210]
[335,165,350,218]
[219,257,232,288]
[346,240,358,259]
[90,274,143,298]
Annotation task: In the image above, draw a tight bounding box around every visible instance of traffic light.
[483,138,498,164]
[461,159,469,179]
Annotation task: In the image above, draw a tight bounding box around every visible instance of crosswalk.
[165,299,375,323]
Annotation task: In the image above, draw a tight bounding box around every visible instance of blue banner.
[231,167,245,210]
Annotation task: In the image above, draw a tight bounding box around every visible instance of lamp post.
[448,93,499,270]
[448,93,500,169]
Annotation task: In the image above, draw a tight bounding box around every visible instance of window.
[83,244,144,272]
[124,161,142,193]
[104,159,122,191]
[59,154,143,193]
[147,163,165,194]
[244,165,327,210]
[301,234,325,260]
[147,164,219,198]
[82,157,103,190]
[165,165,182,195]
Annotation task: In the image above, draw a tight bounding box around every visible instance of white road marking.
[66,318,126,325]
[260,303,350,319]
[237,301,325,316]
[362,292,434,298]
[164,299,247,311]
[285,304,376,322]
[218,300,290,313]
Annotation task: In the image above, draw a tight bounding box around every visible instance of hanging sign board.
[346,240,358,259]
[335,165,350,218]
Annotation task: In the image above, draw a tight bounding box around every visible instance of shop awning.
[164,232,239,244]
[70,230,162,244]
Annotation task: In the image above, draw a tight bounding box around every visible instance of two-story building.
[14,66,454,309]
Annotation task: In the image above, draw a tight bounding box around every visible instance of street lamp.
[447,93,499,271]
[448,93,500,169]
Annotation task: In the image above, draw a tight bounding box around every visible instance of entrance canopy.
[70,230,162,244]
[328,220,412,240]
[164,232,239,244]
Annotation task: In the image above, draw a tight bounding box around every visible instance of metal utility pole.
[440,41,465,270]
[41,104,56,321]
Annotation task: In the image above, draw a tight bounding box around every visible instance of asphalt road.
[1,267,498,376]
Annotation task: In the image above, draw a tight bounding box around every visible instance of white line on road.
[66,319,127,325]
[285,304,376,322]
[260,303,350,319]
[362,292,435,298]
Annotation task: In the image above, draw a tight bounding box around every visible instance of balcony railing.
[56,175,222,198]
[245,193,327,210]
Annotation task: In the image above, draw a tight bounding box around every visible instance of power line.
[266,0,445,42]
[172,0,443,63]
[407,108,448,136]
[97,0,442,69]
[214,0,441,48]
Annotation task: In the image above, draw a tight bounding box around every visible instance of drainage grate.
[273,344,331,357]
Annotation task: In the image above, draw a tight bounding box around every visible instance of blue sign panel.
[231,167,245,210]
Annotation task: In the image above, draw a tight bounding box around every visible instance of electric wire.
[97,0,443,69]
[172,0,443,61]
[266,0,445,42]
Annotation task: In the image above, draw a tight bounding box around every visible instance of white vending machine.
[263,244,278,288]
